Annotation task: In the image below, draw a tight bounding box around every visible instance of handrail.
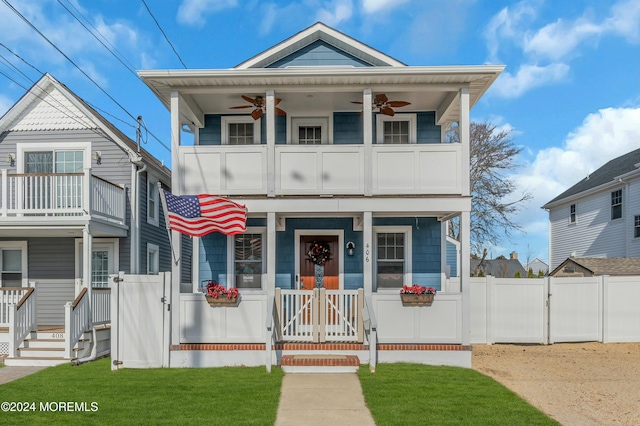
[265,292,275,330]
[72,287,88,309]
[364,294,377,330]
[16,287,34,309]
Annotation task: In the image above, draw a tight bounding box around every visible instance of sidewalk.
[275,373,375,426]
[0,365,47,385]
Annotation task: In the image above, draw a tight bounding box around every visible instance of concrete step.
[17,347,66,358]
[281,355,360,373]
[22,339,65,349]
[4,357,70,367]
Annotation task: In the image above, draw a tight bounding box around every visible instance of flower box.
[400,293,435,306]
[200,280,240,307]
[205,295,239,306]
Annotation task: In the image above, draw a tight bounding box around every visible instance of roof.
[471,258,527,278]
[0,73,170,179]
[543,148,640,208]
[549,257,640,276]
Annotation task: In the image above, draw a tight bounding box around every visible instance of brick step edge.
[280,355,360,367]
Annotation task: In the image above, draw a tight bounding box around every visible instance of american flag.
[160,190,247,237]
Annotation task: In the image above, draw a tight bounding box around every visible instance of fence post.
[600,275,607,343]
[274,288,282,341]
[543,277,549,345]
[318,288,326,343]
[486,275,494,345]
[110,273,121,371]
[357,289,364,343]
[548,277,554,344]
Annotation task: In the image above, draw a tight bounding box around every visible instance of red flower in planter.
[202,280,240,299]
[400,284,436,295]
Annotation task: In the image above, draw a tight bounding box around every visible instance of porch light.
[346,241,355,256]
[92,151,102,165]
[7,153,15,167]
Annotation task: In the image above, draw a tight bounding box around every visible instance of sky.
[0,0,639,265]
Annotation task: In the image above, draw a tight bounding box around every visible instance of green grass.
[359,363,559,426]
[0,358,283,425]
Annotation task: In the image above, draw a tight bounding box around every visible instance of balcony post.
[363,89,373,197]
[459,86,470,196]
[266,90,276,197]
[170,91,183,295]
[1,169,7,216]
[83,168,91,216]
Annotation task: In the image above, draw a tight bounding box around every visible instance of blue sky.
[1,0,639,264]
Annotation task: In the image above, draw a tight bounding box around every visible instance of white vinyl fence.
[470,275,640,344]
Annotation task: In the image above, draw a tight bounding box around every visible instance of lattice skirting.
[0,342,8,355]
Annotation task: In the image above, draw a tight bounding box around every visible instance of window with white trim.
[0,242,27,287]
[147,176,159,226]
[147,243,159,275]
[233,231,264,289]
[374,227,411,289]
[635,215,640,238]
[221,116,260,145]
[376,114,417,144]
[291,117,329,144]
[611,189,622,220]
[570,204,576,224]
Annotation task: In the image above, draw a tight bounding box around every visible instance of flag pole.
[158,182,180,265]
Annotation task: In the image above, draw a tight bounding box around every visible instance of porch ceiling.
[0,220,127,238]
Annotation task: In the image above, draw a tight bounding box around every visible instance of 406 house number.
[365,244,370,263]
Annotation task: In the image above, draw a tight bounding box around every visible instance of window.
[147,244,159,275]
[232,232,264,289]
[291,117,329,144]
[611,189,622,220]
[635,215,640,238]
[221,116,259,145]
[570,204,576,223]
[376,114,417,144]
[374,227,411,289]
[0,242,27,287]
[147,177,159,226]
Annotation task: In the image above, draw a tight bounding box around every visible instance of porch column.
[363,212,373,294]
[362,89,373,197]
[266,212,276,294]
[441,221,448,279]
[460,211,471,346]
[82,224,93,327]
[459,86,470,196]
[170,91,182,293]
[266,90,276,198]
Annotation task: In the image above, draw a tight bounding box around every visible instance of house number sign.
[365,243,370,263]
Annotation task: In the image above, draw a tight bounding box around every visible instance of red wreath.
[307,241,331,265]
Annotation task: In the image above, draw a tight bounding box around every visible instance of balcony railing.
[180,143,462,196]
[0,169,125,224]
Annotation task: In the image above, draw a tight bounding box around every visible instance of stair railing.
[8,288,37,358]
[65,288,89,359]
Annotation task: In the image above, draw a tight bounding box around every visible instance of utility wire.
[0,52,32,84]
[141,0,187,69]
[0,42,44,75]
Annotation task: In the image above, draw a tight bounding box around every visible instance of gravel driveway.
[472,342,640,426]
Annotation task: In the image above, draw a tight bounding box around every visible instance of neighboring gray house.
[526,258,548,276]
[470,253,526,278]
[543,148,640,270]
[0,73,189,365]
[549,257,640,277]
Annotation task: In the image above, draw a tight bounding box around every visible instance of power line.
[0,42,44,75]
[141,0,187,69]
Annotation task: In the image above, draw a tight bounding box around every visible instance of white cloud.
[523,17,602,61]
[606,0,640,42]
[317,0,353,26]
[484,1,539,63]
[362,0,411,14]
[489,63,569,99]
[177,0,238,27]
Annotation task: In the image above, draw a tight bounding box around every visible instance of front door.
[299,236,339,290]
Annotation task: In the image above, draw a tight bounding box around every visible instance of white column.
[363,211,373,294]
[267,212,276,294]
[170,91,182,292]
[82,224,93,327]
[266,90,276,197]
[460,210,471,346]
[459,87,470,196]
[363,89,373,197]
[441,221,448,278]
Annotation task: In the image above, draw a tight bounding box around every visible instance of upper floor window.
[232,231,264,289]
[221,116,260,145]
[291,117,329,144]
[635,215,640,238]
[611,189,622,220]
[147,176,159,227]
[376,114,417,144]
[570,204,576,223]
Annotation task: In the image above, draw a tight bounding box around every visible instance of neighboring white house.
[543,148,640,270]
[138,22,503,369]
[526,258,548,276]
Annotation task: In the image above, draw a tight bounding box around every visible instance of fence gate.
[549,277,601,343]
[110,272,171,369]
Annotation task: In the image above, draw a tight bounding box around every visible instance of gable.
[267,40,373,68]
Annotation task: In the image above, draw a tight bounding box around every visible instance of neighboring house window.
[570,204,576,223]
[635,215,640,238]
[374,227,412,289]
[0,242,27,287]
[611,189,622,220]
[376,114,417,144]
[233,232,264,289]
[147,176,159,226]
[221,116,259,145]
[291,117,329,144]
[147,244,159,275]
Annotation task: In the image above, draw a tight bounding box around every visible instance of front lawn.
[359,363,558,425]
[0,358,283,425]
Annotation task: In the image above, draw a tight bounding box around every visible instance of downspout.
[134,163,147,274]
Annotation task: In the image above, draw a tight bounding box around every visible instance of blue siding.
[333,112,362,144]
[199,114,285,145]
[267,40,372,68]
[446,240,458,277]
[416,112,441,143]
[198,233,227,285]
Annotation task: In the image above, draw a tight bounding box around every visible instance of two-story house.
[543,148,640,270]
[0,73,189,365]
[139,23,503,370]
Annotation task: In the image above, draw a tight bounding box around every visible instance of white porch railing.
[0,287,30,326]
[8,288,37,357]
[92,288,111,326]
[275,288,364,342]
[0,169,125,224]
[65,288,90,359]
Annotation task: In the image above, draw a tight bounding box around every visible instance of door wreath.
[307,241,331,265]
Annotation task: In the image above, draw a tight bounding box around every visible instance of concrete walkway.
[0,365,47,385]
[275,373,375,426]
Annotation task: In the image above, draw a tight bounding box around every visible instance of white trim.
[16,142,91,174]
[0,241,28,286]
[221,116,260,145]
[288,116,331,144]
[227,227,266,290]
[147,243,159,275]
[74,238,119,282]
[376,114,417,144]
[373,226,412,291]
[147,174,160,227]
[294,229,344,290]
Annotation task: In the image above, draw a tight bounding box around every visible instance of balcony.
[0,169,126,225]
[180,143,462,197]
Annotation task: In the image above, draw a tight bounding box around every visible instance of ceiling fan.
[351,93,411,116]
[229,95,286,120]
